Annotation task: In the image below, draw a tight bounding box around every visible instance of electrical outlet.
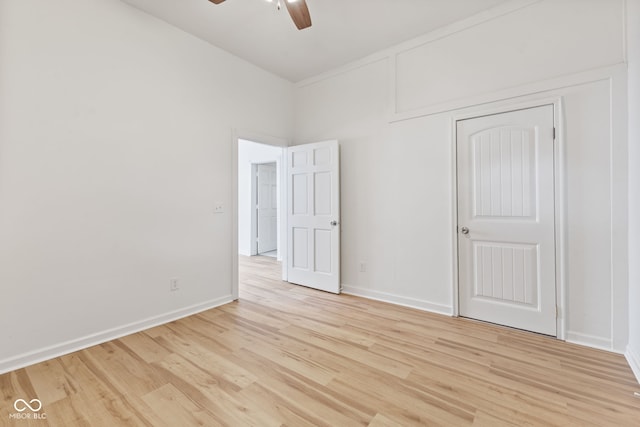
[359,262,367,273]
[214,203,224,214]
[170,278,179,292]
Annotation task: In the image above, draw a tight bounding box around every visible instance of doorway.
[456,105,557,336]
[236,138,286,295]
[233,136,342,300]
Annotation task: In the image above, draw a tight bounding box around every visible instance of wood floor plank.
[153,331,257,390]
[232,349,373,426]
[279,324,414,378]
[24,359,77,406]
[150,354,271,426]
[1,255,639,426]
[141,383,224,427]
[235,383,320,427]
[117,332,172,364]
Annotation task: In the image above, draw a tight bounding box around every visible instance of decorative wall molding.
[295,0,541,89]
[390,64,626,123]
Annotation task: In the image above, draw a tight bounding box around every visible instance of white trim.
[626,346,640,384]
[250,164,258,256]
[281,146,289,278]
[391,64,625,123]
[342,285,453,316]
[231,133,240,300]
[0,296,234,375]
[449,115,460,317]
[609,65,630,351]
[553,98,568,342]
[391,0,541,58]
[234,129,289,148]
[451,96,567,340]
[566,331,617,353]
[295,0,539,88]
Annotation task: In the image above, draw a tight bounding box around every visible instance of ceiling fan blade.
[285,0,312,30]
[208,0,225,4]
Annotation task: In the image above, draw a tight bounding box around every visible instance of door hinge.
[553,127,556,140]
[556,305,560,318]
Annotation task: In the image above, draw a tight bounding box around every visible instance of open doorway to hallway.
[237,139,285,284]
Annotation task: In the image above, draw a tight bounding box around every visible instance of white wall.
[237,140,282,257]
[294,0,629,351]
[626,0,640,382]
[0,0,292,372]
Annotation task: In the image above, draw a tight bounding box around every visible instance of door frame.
[450,96,567,340]
[232,130,288,300]
[251,161,278,256]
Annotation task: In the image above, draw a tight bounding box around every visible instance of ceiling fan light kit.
[207,0,312,30]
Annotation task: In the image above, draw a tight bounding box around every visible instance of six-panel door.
[287,141,340,294]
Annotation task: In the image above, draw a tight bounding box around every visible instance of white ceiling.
[121,0,511,83]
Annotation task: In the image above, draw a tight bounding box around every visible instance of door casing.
[451,97,567,341]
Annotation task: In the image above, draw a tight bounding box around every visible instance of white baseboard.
[626,346,640,385]
[340,287,622,356]
[341,285,453,316]
[0,295,234,375]
[566,331,616,353]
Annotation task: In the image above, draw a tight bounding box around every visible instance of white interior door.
[457,105,556,336]
[287,140,340,294]
[257,163,278,254]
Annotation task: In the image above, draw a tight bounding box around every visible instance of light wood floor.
[1,256,639,426]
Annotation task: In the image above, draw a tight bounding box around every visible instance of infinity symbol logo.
[13,399,42,412]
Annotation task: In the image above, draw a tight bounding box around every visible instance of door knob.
[460,227,469,235]
[330,220,339,226]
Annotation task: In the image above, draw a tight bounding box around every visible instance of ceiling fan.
[207,0,312,30]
